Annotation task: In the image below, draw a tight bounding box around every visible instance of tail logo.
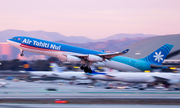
[153,51,164,62]
[23,64,30,68]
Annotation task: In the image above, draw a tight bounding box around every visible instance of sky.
[0,0,180,39]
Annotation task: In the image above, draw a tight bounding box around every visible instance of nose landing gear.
[20,53,24,57]
[20,49,24,57]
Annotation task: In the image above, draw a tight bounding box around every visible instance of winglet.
[122,49,129,54]
[101,50,105,53]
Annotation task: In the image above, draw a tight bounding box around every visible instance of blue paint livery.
[86,70,106,75]
[111,44,174,71]
[10,36,104,55]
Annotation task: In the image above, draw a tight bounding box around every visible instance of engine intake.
[57,55,81,62]
[87,55,103,62]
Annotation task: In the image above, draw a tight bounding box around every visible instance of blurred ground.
[0,80,180,104]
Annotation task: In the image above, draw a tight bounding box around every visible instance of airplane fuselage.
[106,72,180,83]
[8,36,173,72]
[26,71,87,80]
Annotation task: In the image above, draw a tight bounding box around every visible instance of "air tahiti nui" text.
[22,38,61,50]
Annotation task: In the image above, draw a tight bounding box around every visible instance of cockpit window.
[13,37,21,40]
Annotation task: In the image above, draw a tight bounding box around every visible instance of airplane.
[85,69,118,81]
[22,61,87,80]
[104,72,180,89]
[7,36,173,73]
[22,61,60,78]
[85,69,118,87]
[0,82,9,88]
[49,62,86,80]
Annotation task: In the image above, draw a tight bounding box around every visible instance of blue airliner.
[7,36,173,73]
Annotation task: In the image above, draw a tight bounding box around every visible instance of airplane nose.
[7,39,13,45]
[7,39,11,44]
[7,39,10,43]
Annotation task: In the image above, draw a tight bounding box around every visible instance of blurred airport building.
[0,42,46,60]
[0,42,10,60]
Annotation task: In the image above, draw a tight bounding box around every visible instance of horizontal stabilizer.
[150,64,167,69]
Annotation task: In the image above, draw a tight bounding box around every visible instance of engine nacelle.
[87,55,103,62]
[57,54,81,62]
[66,55,81,62]
[61,55,81,62]
[168,79,180,85]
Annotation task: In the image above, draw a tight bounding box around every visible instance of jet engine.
[168,79,180,85]
[66,55,81,62]
[87,55,103,62]
[57,54,81,62]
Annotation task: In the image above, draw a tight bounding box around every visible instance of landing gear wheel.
[20,53,24,57]
[84,67,89,73]
[84,71,88,73]
[88,68,92,73]
[80,66,84,70]
[83,66,92,73]
[20,49,24,57]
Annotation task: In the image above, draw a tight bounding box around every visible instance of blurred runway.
[1,80,180,99]
[0,104,180,108]
[0,80,180,100]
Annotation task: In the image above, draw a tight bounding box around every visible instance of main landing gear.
[80,65,92,73]
[20,49,24,57]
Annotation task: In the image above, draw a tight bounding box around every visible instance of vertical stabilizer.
[49,62,63,73]
[140,44,174,65]
[22,61,35,71]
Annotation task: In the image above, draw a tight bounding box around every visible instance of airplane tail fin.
[22,61,35,71]
[49,62,63,73]
[140,44,174,65]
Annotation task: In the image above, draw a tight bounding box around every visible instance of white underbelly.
[104,60,141,72]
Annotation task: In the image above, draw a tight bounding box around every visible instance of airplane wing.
[52,73,60,77]
[153,75,180,86]
[98,49,129,59]
[75,49,129,61]
[104,74,115,78]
